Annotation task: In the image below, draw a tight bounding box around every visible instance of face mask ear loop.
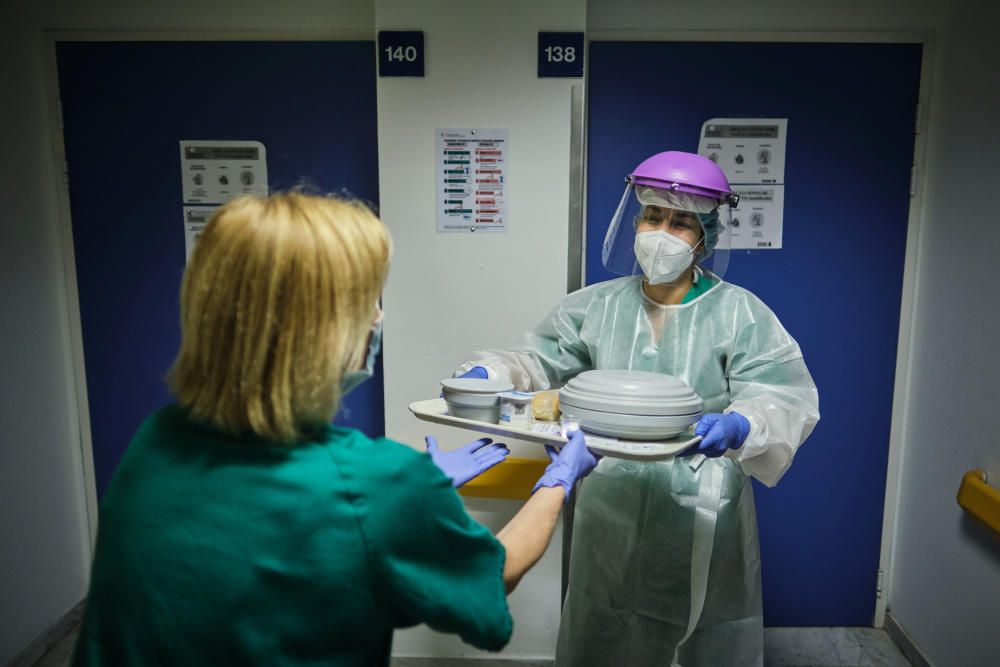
[694,236,706,262]
[691,236,705,283]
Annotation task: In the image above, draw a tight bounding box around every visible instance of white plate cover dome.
[559,370,703,417]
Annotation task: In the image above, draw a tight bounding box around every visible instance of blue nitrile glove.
[425,436,510,488]
[684,412,751,458]
[532,430,601,501]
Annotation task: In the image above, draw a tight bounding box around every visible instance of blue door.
[587,41,922,625]
[57,41,382,497]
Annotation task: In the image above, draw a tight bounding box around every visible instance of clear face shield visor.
[601,181,737,282]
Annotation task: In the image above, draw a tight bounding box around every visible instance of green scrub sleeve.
[333,439,513,652]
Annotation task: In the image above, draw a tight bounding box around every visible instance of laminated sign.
[436,129,508,233]
[698,119,787,250]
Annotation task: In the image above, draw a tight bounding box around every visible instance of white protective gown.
[460,274,820,666]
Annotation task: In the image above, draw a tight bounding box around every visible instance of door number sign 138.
[538,32,584,78]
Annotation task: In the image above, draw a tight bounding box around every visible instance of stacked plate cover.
[440,377,515,423]
[558,370,703,441]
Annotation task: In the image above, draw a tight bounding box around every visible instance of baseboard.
[5,600,84,667]
[391,659,553,667]
[884,612,932,667]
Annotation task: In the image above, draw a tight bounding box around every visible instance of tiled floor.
[764,627,910,666]
[36,624,910,666]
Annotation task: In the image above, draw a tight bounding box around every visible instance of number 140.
[385,45,418,62]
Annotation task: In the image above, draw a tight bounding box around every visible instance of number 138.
[544,46,576,63]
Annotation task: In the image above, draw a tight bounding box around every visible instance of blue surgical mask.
[341,315,383,396]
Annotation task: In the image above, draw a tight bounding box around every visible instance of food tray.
[409,398,700,461]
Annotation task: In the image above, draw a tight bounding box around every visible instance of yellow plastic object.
[957,469,1000,536]
[459,457,550,501]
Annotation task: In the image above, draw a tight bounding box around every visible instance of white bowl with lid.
[441,377,515,423]
[558,370,702,440]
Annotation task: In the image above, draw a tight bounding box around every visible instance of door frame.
[42,28,376,555]
[584,29,936,627]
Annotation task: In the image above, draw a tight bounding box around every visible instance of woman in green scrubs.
[73,192,598,666]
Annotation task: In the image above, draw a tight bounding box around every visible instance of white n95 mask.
[634,231,697,284]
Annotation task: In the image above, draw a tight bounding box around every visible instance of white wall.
[0,2,372,663]
[375,0,585,658]
[0,24,92,665]
[587,0,940,33]
[886,1,1000,665]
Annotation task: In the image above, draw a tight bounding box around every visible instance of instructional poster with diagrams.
[697,119,787,249]
[436,129,508,232]
[182,206,217,262]
[179,140,268,262]
[179,140,269,205]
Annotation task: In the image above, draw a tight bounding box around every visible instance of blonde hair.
[168,191,391,443]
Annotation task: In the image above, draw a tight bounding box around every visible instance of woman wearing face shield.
[455,152,820,665]
[72,192,600,666]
